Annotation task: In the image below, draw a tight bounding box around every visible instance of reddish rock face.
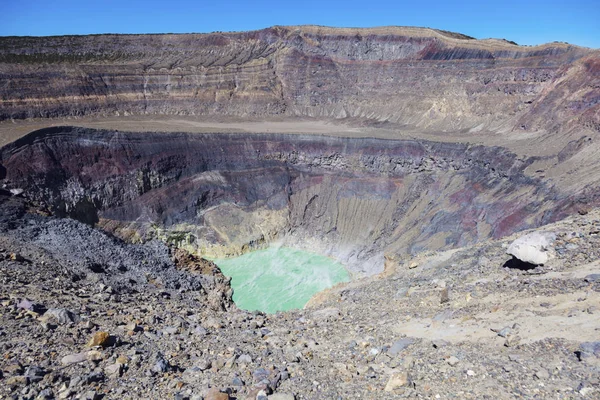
[0,26,598,135]
[0,127,589,273]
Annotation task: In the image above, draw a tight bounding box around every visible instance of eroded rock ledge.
[1,26,598,135]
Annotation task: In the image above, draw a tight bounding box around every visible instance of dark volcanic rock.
[0,126,583,274]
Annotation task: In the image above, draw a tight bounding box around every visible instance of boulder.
[507,232,555,265]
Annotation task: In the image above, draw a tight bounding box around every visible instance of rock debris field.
[0,191,599,399]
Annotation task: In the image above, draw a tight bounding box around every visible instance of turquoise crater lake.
[214,247,350,313]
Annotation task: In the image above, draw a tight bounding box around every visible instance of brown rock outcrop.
[1,26,598,134]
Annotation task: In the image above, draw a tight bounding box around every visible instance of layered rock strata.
[0,127,592,275]
[1,26,598,134]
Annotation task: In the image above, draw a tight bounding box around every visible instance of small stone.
[194,326,208,336]
[86,350,104,362]
[232,376,244,386]
[80,391,100,400]
[224,355,237,368]
[440,288,450,304]
[311,307,341,322]
[58,387,75,400]
[508,354,523,362]
[125,322,140,332]
[36,388,53,399]
[504,335,521,347]
[268,394,295,400]
[24,366,45,383]
[579,387,595,396]
[151,354,171,374]
[365,366,377,378]
[5,361,24,375]
[105,363,122,378]
[204,317,223,329]
[17,298,44,313]
[384,371,410,391]
[163,326,178,335]
[578,342,600,362]
[10,252,24,261]
[84,372,105,384]
[205,388,230,400]
[584,274,600,283]
[388,338,415,355]
[408,261,418,269]
[43,308,80,325]
[6,375,28,386]
[447,356,460,366]
[197,358,212,371]
[82,320,96,330]
[432,339,449,349]
[466,370,476,376]
[252,368,270,383]
[87,331,110,347]
[237,354,252,364]
[256,389,268,400]
[116,355,129,364]
[61,352,88,365]
[497,327,512,338]
[534,368,550,380]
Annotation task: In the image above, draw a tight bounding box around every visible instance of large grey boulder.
[507,232,555,265]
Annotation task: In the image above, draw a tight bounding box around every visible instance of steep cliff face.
[1,26,598,134]
[0,127,590,275]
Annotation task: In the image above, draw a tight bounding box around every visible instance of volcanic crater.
[0,125,587,277]
[0,25,600,399]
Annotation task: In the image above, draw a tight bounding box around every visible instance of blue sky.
[1,0,599,48]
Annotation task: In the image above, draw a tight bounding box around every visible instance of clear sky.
[1,0,599,48]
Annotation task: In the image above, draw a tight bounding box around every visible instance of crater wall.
[0,127,589,275]
[1,26,598,134]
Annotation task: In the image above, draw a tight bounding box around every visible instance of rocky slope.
[1,26,599,135]
[0,188,599,400]
[1,126,595,276]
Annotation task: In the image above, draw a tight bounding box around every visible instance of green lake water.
[214,247,350,313]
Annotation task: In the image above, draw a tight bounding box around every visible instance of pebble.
[237,354,252,364]
[197,358,212,371]
[6,375,29,386]
[80,391,101,400]
[36,388,53,399]
[105,363,123,378]
[151,354,172,374]
[87,331,110,347]
[504,335,521,347]
[447,356,460,366]
[384,371,410,391]
[24,366,45,382]
[43,308,80,324]
[584,274,600,283]
[497,327,512,338]
[17,298,44,313]
[205,388,230,400]
[61,352,88,365]
[388,338,415,355]
[268,394,295,400]
[534,368,550,380]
